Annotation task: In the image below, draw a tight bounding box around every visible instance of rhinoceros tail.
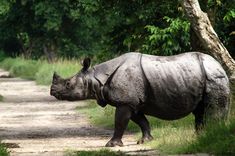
[199,53,230,122]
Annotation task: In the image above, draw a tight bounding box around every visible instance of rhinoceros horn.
[52,72,61,83]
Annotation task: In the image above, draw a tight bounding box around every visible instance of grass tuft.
[181,120,235,155]
[65,149,127,156]
[0,142,9,156]
[0,95,3,101]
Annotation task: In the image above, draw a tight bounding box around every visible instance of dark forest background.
[0,0,234,62]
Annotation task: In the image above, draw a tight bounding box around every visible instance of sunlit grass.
[146,125,195,154]
[35,59,81,85]
[0,57,82,85]
[65,149,127,156]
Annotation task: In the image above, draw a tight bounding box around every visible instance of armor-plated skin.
[50,52,230,147]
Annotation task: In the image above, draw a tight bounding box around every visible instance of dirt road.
[0,69,156,156]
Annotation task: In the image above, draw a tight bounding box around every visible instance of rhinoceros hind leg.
[105,105,132,147]
[192,101,205,132]
[131,112,153,144]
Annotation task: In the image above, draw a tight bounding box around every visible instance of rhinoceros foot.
[137,135,154,144]
[105,139,123,147]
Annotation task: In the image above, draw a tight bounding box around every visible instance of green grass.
[0,143,9,156]
[182,121,235,155]
[35,59,80,85]
[0,58,82,85]
[0,95,3,101]
[65,149,127,156]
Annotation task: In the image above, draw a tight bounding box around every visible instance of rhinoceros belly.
[141,53,205,120]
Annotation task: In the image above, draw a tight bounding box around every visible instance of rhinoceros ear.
[82,57,91,72]
[52,72,61,84]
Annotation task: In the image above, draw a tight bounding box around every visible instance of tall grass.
[0,58,82,85]
[35,59,80,85]
[183,121,235,155]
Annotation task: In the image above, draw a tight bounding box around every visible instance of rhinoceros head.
[50,58,91,101]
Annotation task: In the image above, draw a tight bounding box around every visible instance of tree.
[182,0,235,77]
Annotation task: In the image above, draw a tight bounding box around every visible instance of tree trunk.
[182,0,235,77]
[43,43,56,63]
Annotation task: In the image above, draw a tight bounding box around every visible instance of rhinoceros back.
[141,52,205,119]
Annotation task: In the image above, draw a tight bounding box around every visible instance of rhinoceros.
[50,52,230,147]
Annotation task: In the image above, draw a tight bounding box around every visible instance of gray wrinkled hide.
[92,52,230,120]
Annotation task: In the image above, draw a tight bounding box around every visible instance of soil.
[0,69,157,156]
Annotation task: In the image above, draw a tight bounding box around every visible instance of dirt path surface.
[0,69,157,156]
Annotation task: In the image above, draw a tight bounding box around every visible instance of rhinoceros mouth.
[52,92,85,101]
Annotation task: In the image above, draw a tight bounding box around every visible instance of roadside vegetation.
[66,149,127,156]
[0,57,235,155]
[0,57,81,85]
[0,95,3,101]
[0,143,9,156]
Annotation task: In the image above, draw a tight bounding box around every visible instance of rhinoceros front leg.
[105,105,132,147]
[131,112,153,144]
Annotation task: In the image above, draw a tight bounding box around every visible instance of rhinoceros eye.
[66,81,71,89]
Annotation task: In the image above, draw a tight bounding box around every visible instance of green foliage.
[0,142,9,156]
[143,17,190,55]
[66,149,127,156]
[223,9,235,23]
[0,0,234,60]
[0,0,10,15]
[0,50,7,61]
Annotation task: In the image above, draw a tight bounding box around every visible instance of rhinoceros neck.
[83,68,107,107]
[82,70,96,99]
